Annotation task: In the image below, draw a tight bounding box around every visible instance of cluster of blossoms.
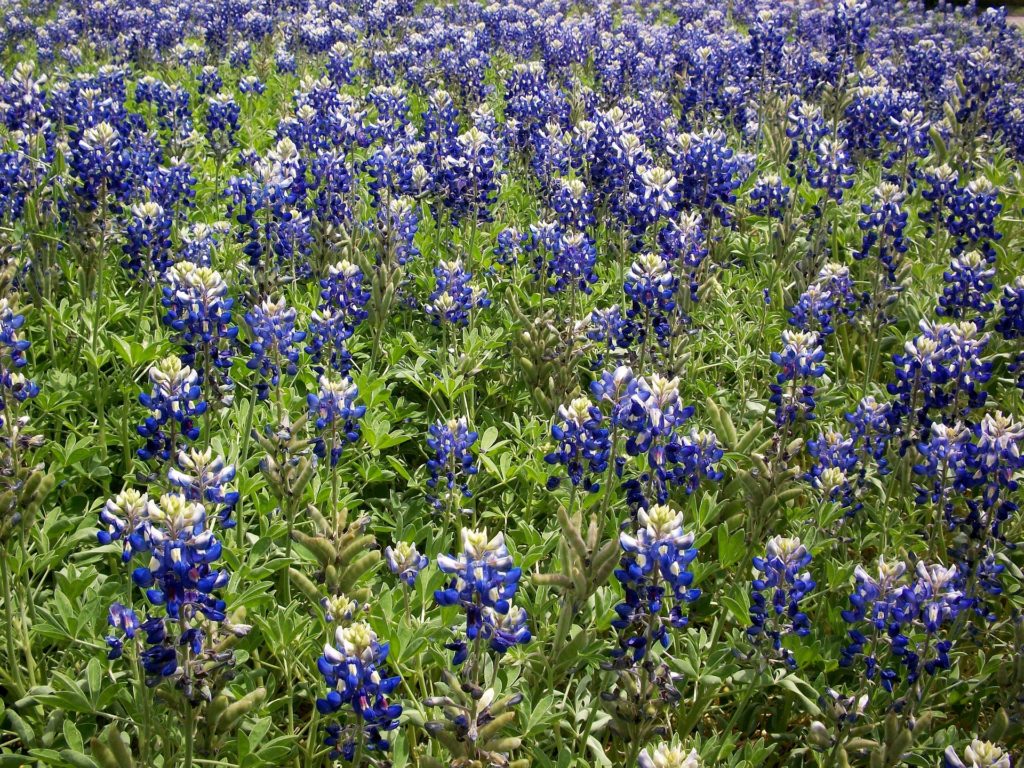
[316,622,403,761]
[770,330,826,428]
[425,417,479,513]
[434,529,530,665]
[161,262,237,402]
[840,559,972,692]
[243,296,305,401]
[544,395,611,493]
[789,264,860,338]
[747,536,816,668]
[307,375,365,467]
[639,742,702,768]
[425,259,490,327]
[384,541,428,587]
[888,320,992,439]
[612,504,700,664]
[137,356,206,463]
[101,491,244,699]
[590,367,723,510]
[0,299,39,434]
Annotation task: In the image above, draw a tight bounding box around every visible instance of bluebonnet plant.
[243,296,305,402]
[161,262,237,404]
[105,602,140,661]
[316,621,403,762]
[384,542,428,587]
[747,536,816,668]
[937,250,995,325]
[943,740,1013,768]
[122,201,173,279]
[638,742,701,768]
[307,375,365,468]
[137,356,206,463]
[434,529,529,665]
[168,448,239,529]
[425,260,490,326]
[544,395,611,493]
[612,504,700,664]
[770,330,826,428]
[841,559,971,692]
[426,417,479,513]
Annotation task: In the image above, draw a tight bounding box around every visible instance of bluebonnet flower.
[168,448,239,529]
[137,357,206,463]
[921,164,959,236]
[197,66,222,96]
[308,375,365,468]
[943,740,1013,768]
[178,222,224,266]
[612,504,700,664]
[946,178,1002,246]
[426,417,479,513]
[135,77,192,140]
[305,307,355,377]
[594,369,722,509]
[326,42,355,87]
[122,201,173,279]
[0,299,38,427]
[841,558,970,690]
[228,42,251,70]
[807,137,854,203]
[243,296,305,401]
[996,276,1024,389]
[378,196,421,266]
[69,121,131,210]
[425,260,490,326]
[124,493,245,696]
[384,542,428,587]
[770,330,826,428]
[238,76,264,96]
[638,742,701,768]
[658,212,709,305]
[162,263,237,402]
[631,166,680,238]
[105,602,140,660]
[540,229,600,296]
[624,252,678,349]
[99,489,150,561]
[205,94,239,160]
[442,126,501,224]
[750,173,791,219]
[552,178,595,232]
[435,529,528,664]
[493,227,525,267]
[274,47,296,75]
[888,321,992,436]
[786,101,829,183]
[805,431,861,515]
[789,264,860,338]
[669,129,746,226]
[937,250,995,324]
[316,622,403,762]
[131,493,228,620]
[544,396,612,493]
[319,260,370,329]
[845,395,894,478]
[587,305,634,364]
[747,536,815,668]
[320,595,361,625]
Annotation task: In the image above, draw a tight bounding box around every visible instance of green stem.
[0,551,26,694]
[183,701,195,768]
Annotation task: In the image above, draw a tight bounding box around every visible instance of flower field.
[2,0,1024,766]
